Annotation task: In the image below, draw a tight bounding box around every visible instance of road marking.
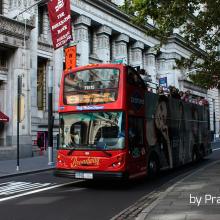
[212,148,220,152]
[0,182,52,196]
[0,180,83,202]
[0,181,53,196]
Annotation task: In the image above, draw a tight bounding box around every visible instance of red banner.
[65,45,77,70]
[47,0,72,49]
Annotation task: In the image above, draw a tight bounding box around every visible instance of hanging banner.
[47,0,72,49]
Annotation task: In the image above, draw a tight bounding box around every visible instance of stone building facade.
[0,0,219,159]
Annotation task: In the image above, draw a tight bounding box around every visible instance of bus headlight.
[57,154,65,165]
[111,155,124,168]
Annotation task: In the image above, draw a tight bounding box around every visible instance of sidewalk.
[137,161,220,220]
[0,152,56,178]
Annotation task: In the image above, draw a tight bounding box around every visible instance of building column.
[130,41,144,68]
[74,15,91,66]
[156,53,168,87]
[96,25,112,62]
[42,9,49,40]
[114,34,129,64]
[7,46,32,155]
[53,49,63,112]
[160,52,182,88]
[144,48,157,83]
[2,0,9,16]
[30,9,38,117]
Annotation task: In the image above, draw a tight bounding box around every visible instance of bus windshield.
[63,68,119,105]
[59,111,125,150]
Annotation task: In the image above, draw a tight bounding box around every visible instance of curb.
[0,167,55,179]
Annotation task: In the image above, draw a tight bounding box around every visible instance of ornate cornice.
[182,80,207,94]
[97,25,112,35]
[75,15,91,26]
[131,41,144,49]
[158,52,182,60]
[168,34,206,57]
[73,0,158,46]
[116,34,129,43]
[0,15,34,40]
[38,37,53,53]
[145,47,157,55]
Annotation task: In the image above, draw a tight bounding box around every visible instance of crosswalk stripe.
[0,182,32,192]
[0,182,29,191]
[0,182,53,196]
[0,180,83,202]
[3,183,51,195]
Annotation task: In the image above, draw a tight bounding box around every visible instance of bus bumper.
[54,169,128,180]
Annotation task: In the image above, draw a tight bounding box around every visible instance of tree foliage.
[121,0,220,89]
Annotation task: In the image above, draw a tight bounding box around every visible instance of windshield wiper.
[101,150,112,157]
[67,148,76,156]
[98,149,112,157]
[95,145,112,157]
[66,143,77,155]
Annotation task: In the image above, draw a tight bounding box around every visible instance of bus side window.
[128,116,144,149]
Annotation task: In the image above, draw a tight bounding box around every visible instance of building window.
[109,36,113,62]
[0,0,3,15]
[0,53,7,69]
[127,44,131,65]
[37,58,47,110]
[38,6,44,37]
[88,27,94,55]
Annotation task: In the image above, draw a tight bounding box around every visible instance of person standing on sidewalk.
[37,133,45,154]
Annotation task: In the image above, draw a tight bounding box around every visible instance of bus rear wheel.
[199,145,205,160]
[148,156,159,178]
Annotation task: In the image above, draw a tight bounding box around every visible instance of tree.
[121,0,220,89]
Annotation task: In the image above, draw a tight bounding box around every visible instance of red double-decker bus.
[54,63,212,180]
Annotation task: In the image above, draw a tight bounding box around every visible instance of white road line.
[0,180,83,202]
[213,148,220,151]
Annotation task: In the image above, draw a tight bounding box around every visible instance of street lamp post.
[48,66,54,166]
[213,99,216,140]
[17,75,22,171]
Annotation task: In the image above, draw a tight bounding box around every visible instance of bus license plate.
[75,172,93,179]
